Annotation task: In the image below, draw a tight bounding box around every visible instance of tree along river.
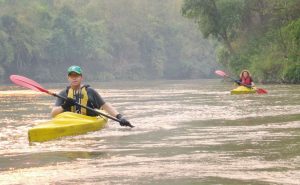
[0,79,299,185]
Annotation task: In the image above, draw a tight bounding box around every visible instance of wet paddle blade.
[10,75,49,93]
[215,70,228,77]
[256,88,268,94]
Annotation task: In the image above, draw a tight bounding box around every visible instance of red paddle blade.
[10,75,49,93]
[256,88,268,94]
[215,70,228,77]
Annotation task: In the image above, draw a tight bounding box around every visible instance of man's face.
[68,72,82,87]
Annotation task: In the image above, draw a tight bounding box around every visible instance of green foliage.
[183,0,300,83]
[0,0,216,82]
[247,18,300,83]
[182,0,245,54]
[250,52,285,83]
[282,63,300,83]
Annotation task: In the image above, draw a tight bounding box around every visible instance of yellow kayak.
[28,112,108,142]
[231,86,256,95]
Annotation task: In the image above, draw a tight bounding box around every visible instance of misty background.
[0,0,217,83]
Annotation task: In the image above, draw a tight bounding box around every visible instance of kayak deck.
[231,86,256,95]
[28,112,108,142]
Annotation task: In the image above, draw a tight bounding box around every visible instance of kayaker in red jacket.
[236,70,255,87]
[51,65,131,127]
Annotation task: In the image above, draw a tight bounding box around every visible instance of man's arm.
[89,88,120,117]
[101,103,119,117]
[102,103,132,126]
[51,97,77,117]
[51,90,67,118]
[51,106,64,118]
[90,88,132,127]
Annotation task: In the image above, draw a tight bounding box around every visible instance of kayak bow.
[28,112,108,142]
[231,86,256,95]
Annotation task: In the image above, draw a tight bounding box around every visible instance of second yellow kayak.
[28,112,108,142]
[231,86,256,95]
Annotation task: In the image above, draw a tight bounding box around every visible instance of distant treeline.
[182,0,300,83]
[0,0,216,83]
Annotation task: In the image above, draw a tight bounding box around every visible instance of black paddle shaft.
[53,93,134,128]
[226,75,252,89]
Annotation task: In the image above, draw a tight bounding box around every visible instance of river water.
[0,79,300,185]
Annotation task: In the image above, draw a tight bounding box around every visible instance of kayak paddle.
[215,70,268,94]
[10,75,134,128]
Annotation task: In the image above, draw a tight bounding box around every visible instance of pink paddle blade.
[256,88,268,94]
[215,70,228,77]
[10,75,49,93]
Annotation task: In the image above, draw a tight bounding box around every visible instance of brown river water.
[0,79,300,185]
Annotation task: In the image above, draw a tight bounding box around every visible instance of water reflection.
[0,151,108,172]
[0,80,300,184]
